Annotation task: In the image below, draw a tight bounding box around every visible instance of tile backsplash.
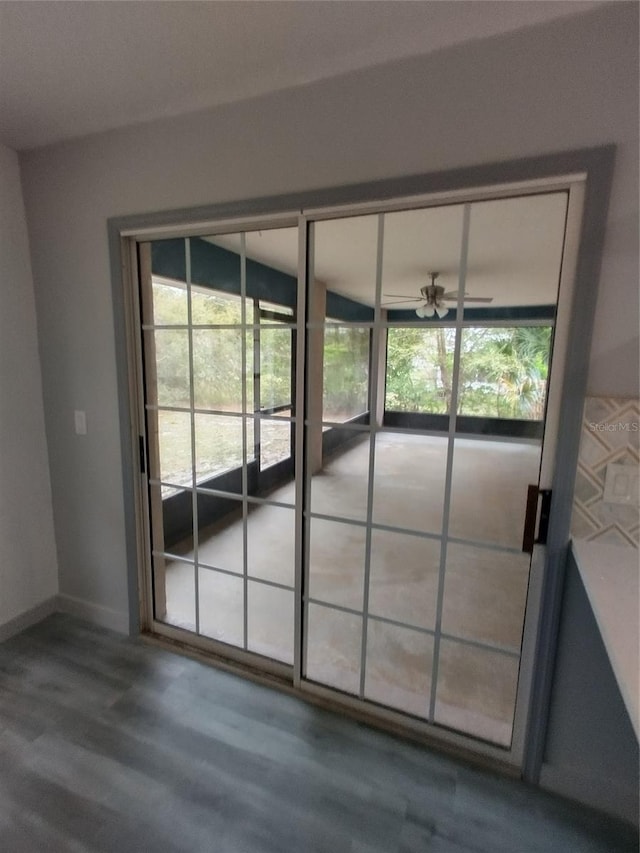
[571,396,639,548]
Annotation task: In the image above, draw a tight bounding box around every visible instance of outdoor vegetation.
[152,280,294,492]
[151,280,291,412]
[322,325,370,421]
[150,280,552,494]
[385,326,552,420]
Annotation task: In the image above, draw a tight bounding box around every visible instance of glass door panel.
[258,416,293,472]
[141,225,298,671]
[302,191,567,752]
[368,530,440,631]
[157,410,192,491]
[192,328,249,412]
[434,639,520,746]
[448,438,542,549]
[159,486,195,632]
[308,517,367,611]
[190,284,243,325]
[247,581,294,664]
[259,327,292,413]
[440,543,530,650]
[305,604,363,695]
[371,432,447,535]
[384,327,456,419]
[151,276,188,325]
[194,413,247,485]
[246,503,295,587]
[309,433,370,522]
[322,325,370,422]
[147,329,190,408]
[303,212,378,695]
[198,568,244,647]
[196,494,244,574]
[428,193,565,746]
[364,620,434,717]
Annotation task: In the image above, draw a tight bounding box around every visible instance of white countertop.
[572,540,639,740]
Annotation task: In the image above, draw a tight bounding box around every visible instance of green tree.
[459,326,551,419]
[385,327,453,413]
[385,324,552,420]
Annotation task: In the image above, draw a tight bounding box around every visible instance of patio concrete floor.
[161,432,541,746]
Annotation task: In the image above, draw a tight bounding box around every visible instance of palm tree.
[463,326,551,419]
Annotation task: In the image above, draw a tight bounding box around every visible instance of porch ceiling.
[206,191,568,309]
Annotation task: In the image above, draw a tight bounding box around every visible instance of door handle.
[522,486,552,554]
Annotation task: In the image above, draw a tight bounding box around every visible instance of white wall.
[0,143,58,635]
[18,3,638,628]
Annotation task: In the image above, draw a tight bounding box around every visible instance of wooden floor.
[0,615,636,853]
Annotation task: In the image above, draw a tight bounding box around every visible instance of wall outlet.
[74,410,87,435]
[603,463,639,506]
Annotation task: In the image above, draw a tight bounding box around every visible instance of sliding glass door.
[133,179,580,760]
[300,192,567,750]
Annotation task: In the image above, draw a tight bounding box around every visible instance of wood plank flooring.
[0,614,636,852]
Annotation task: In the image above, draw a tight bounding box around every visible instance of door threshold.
[140,628,520,782]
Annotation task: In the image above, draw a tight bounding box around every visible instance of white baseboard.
[540,763,638,826]
[0,596,58,643]
[56,594,129,634]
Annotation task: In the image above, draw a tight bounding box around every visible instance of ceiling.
[208,191,568,309]
[0,0,603,151]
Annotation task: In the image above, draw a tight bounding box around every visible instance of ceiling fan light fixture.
[415,305,426,318]
[435,304,449,319]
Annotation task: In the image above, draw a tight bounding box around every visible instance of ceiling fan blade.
[383,294,422,299]
[442,290,494,304]
[382,298,422,305]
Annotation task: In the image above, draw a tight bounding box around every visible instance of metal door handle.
[522,486,552,553]
[537,489,553,545]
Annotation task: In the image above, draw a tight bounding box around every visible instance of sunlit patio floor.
[161,432,541,747]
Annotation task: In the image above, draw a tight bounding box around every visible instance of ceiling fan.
[383,271,493,318]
